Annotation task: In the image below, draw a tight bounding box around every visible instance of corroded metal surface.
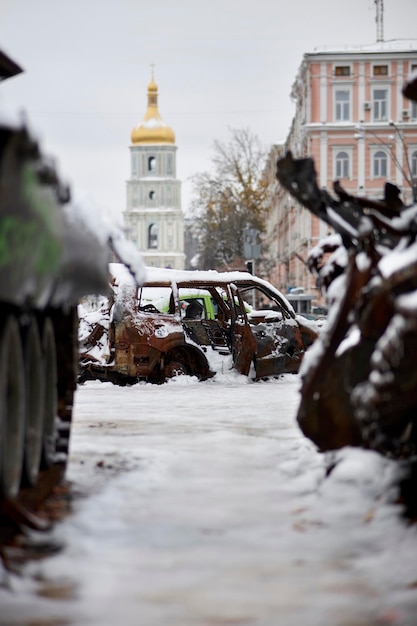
[276,147,417,458]
[79,267,318,384]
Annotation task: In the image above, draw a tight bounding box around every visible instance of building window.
[149,190,155,200]
[373,65,388,76]
[373,150,388,177]
[335,65,350,76]
[412,150,417,178]
[148,223,158,249]
[373,89,388,121]
[335,89,350,121]
[148,156,156,172]
[335,151,350,178]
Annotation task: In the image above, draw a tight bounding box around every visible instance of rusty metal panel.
[276,148,417,458]
[79,265,318,385]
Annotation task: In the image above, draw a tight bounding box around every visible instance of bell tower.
[123,71,185,269]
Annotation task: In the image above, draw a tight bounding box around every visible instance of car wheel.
[162,348,190,381]
[22,318,44,486]
[0,316,25,498]
[41,318,58,468]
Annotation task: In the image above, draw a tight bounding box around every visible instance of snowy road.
[1,371,417,625]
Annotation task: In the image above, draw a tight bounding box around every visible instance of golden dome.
[131,76,175,145]
[147,78,158,93]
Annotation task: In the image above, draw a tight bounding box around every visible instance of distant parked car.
[78,265,319,384]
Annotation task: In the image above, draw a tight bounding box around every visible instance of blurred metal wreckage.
[0,45,144,515]
[276,72,417,462]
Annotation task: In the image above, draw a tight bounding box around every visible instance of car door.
[228,284,257,376]
[238,283,305,379]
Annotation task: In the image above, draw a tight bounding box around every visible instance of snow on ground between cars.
[1,372,417,625]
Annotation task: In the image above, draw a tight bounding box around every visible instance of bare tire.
[161,346,212,383]
[0,316,25,499]
[162,347,194,381]
[22,319,45,486]
[163,359,187,379]
[41,318,58,467]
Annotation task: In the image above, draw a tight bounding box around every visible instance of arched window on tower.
[148,223,158,249]
[373,150,387,177]
[148,156,156,172]
[149,190,155,201]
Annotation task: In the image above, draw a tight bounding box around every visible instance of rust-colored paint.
[79,269,319,385]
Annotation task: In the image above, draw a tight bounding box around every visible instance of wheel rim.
[163,360,187,379]
[0,316,25,499]
[41,319,58,467]
[162,348,191,381]
[23,319,44,485]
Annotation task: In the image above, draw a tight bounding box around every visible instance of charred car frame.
[79,265,318,384]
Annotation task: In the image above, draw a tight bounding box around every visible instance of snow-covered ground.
[1,369,417,626]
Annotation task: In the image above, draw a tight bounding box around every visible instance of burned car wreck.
[78,265,318,384]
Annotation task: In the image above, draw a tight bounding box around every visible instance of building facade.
[264,40,417,301]
[123,76,185,269]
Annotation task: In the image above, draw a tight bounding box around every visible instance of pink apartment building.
[264,40,417,308]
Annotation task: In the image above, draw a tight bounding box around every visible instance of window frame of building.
[372,148,389,179]
[148,156,156,172]
[373,64,389,77]
[148,223,158,249]
[372,87,389,122]
[334,87,351,122]
[333,147,352,180]
[334,65,351,77]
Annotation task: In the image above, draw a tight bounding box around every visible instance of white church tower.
[123,72,185,269]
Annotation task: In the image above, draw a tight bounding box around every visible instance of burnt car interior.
[79,267,318,384]
[181,286,232,353]
[137,283,234,354]
[136,279,307,363]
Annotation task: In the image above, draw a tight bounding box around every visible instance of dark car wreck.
[78,265,318,384]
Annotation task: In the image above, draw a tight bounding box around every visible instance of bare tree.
[187,128,268,270]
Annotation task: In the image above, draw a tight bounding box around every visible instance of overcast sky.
[1,0,417,224]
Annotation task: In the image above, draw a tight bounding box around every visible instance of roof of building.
[308,39,417,57]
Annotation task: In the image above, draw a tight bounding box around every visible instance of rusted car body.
[79,265,318,384]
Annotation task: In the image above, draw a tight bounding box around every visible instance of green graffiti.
[0,214,61,274]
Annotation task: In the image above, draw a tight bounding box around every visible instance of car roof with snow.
[109,263,296,318]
